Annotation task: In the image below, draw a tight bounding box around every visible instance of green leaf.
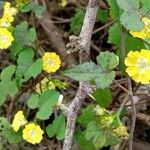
[78,105,95,127]
[70,9,85,34]
[106,0,121,19]
[120,11,144,31]
[116,0,139,12]
[104,135,120,146]
[0,117,22,143]
[16,48,34,78]
[64,52,118,88]
[27,94,40,109]
[26,28,37,44]
[0,65,16,81]
[108,23,121,45]
[0,66,18,105]
[63,62,100,81]
[92,88,112,108]
[36,103,53,120]
[34,5,46,18]
[97,9,109,23]
[39,89,60,106]
[20,3,33,12]
[85,121,107,149]
[36,89,60,120]
[15,0,30,9]
[0,80,18,105]
[13,21,37,46]
[14,21,28,43]
[95,71,115,89]
[46,112,65,140]
[4,129,23,144]
[78,131,95,150]
[10,41,24,60]
[20,3,46,18]
[96,51,119,70]
[24,58,43,81]
[140,0,150,15]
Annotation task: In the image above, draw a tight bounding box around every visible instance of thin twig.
[92,20,115,34]
[128,78,136,150]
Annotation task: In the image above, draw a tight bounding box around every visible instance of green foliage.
[46,112,65,140]
[116,0,144,31]
[27,94,40,109]
[92,88,112,108]
[16,48,42,84]
[64,51,119,89]
[85,121,107,149]
[15,0,30,8]
[27,89,60,120]
[11,21,37,60]
[140,0,150,14]
[0,117,22,144]
[70,9,85,34]
[77,105,128,149]
[108,23,121,45]
[63,62,100,81]
[120,12,143,31]
[108,23,145,72]
[0,65,18,105]
[24,58,43,81]
[116,0,139,12]
[97,51,119,70]
[78,105,95,127]
[13,21,36,46]
[106,0,121,19]
[97,9,109,23]
[20,2,46,18]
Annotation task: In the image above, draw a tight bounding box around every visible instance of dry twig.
[62,0,99,150]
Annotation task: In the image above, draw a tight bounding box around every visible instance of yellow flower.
[35,78,55,94]
[60,0,68,7]
[23,123,44,144]
[0,28,14,49]
[42,52,61,73]
[12,111,27,132]
[2,2,18,23]
[113,125,129,140]
[0,18,11,28]
[130,17,150,39]
[125,49,150,84]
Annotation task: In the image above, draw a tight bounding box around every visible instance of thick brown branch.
[62,0,99,150]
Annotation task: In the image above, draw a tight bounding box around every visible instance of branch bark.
[62,0,99,150]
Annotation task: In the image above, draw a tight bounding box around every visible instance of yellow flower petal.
[42,52,61,73]
[23,123,44,144]
[0,28,14,49]
[129,17,150,39]
[12,111,27,132]
[125,49,150,84]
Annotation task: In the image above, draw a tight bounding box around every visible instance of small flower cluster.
[0,2,17,49]
[94,105,129,140]
[12,111,44,144]
[42,52,61,73]
[113,124,129,140]
[130,17,150,39]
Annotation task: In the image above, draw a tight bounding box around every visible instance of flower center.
[17,118,26,125]
[136,57,150,73]
[48,59,54,66]
[0,35,8,42]
[30,129,37,137]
